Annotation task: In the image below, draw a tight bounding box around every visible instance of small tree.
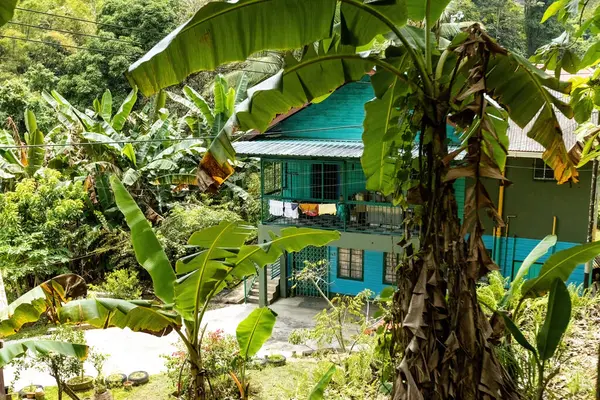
[11,325,90,400]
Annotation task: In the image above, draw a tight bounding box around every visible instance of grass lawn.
[24,374,173,400]
[15,361,323,399]
[247,360,319,400]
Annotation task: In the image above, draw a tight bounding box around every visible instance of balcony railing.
[261,197,406,235]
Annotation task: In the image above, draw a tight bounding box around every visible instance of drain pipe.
[504,215,517,274]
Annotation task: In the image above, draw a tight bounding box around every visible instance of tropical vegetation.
[1,0,600,399]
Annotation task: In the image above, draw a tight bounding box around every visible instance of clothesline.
[269,199,341,219]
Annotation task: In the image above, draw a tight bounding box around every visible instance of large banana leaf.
[0,129,22,167]
[232,227,341,278]
[174,222,255,320]
[111,176,176,304]
[24,110,45,177]
[536,278,571,361]
[236,39,375,133]
[173,223,339,320]
[0,274,86,339]
[339,0,407,47]
[0,340,88,368]
[100,90,113,123]
[361,70,411,195]
[182,86,215,127]
[500,235,557,307]
[126,0,338,96]
[111,88,138,131]
[521,240,600,298]
[485,53,577,183]
[236,307,277,359]
[58,298,179,337]
[0,0,17,28]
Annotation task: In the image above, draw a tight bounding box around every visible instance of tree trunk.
[392,118,517,399]
[584,159,599,289]
[190,358,206,400]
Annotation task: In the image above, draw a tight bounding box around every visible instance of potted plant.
[104,373,127,388]
[18,385,43,399]
[93,383,112,400]
[127,371,149,386]
[66,374,95,392]
[266,354,286,367]
[123,381,134,391]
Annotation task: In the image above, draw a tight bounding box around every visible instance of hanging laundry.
[269,199,284,217]
[319,203,337,216]
[283,202,299,219]
[299,203,319,217]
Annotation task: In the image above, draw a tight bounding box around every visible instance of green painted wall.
[476,157,592,243]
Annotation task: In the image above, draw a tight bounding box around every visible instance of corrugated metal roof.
[233,140,364,158]
[234,139,466,160]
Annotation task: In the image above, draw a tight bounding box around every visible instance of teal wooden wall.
[271,81,374,141]
[328,247,391,296]
[482,235,585,286]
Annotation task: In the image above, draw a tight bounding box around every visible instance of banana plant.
[125,1,581,398]
[62,176,340,400]
[168,73,249,139]
[0,274,89,367]
[494,237,600,400]
[0,109,46,180]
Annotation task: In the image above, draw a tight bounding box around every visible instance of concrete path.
[4,297,327,390]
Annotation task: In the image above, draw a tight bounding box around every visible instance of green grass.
[23,374,173,400]
[13,362,323,399]
[247,360,318,400]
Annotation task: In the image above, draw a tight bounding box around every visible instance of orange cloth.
[299,203,319,217]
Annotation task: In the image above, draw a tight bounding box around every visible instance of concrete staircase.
[245,265,280,305]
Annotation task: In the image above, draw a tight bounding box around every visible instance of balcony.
[261,197,406,235]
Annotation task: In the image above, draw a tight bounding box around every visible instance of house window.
[384,252,399,284]
[338,248,363,280]
[311,163,340,200]
[533,159,554,181]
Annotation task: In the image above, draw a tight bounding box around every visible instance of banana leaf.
[112,87,138,131]
[0,274,86,339]
[58,298,179,337]
[500,235,557,307]
[126,0,338,96]
[111,176,176,304]
[485,52,577,183]
[236,307,277,359]
[308,364,337,400]
[0,340,88,368]
[521,240,600,298]
[235,38,374,133]
[0,0,17,28]
[536,279,571,361]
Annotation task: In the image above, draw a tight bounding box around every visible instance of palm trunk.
[392,117,517,399]
[190,357,206,400]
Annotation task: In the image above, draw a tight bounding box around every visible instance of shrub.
[157,203,243,259]
[88,269,142,300]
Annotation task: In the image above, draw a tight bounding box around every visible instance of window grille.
[533,159,554,181]
[384,252,399,284]
[338,248,364,280]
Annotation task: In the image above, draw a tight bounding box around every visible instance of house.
[233,78,597,306]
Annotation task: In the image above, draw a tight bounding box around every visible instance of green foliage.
[10,325,92,400]
[447,0,527,55]
[0,169,90,291]
[88,269,142,300]
[157,202,242,260]
[524,0,564,56]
